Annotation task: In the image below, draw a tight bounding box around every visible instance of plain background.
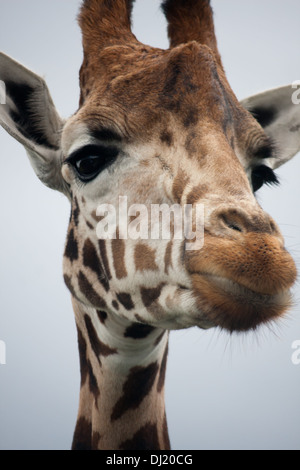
[0,0,299,450]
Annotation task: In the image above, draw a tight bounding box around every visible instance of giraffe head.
[1,0,299,334]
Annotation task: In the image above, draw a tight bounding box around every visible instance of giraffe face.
[61,41,297,332]
[1,1,300,451]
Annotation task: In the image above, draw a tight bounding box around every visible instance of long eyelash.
[260,165,279,186]
[252,164,279,192]
[64,145,104,164]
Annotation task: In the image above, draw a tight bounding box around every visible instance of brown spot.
[134,244,158,271]
[87,359,99,401]
[83,238,109,291]
[96,310,108,324]
[112,238,128,279]
[92,431,101,450]
[184,130,197,155]
[183,106,199,128]
[64,229,78,262]
[157,343,168,393]
[164,240,173,274]
[84,315,101,363]
[63,274,77,299]
[84,315,117,363]
[91,210,99,222]
[98,340,117,357]
[186,184,209,206]
[111,362,159,421]
[85,219,94,230]
[116,292,134,310]
[76,327,88,387]
[78,271,107,309]
[72,196,80,226]
[124,323,155,339]
[160,61,182,113]
[141,284,165,308]
[162,412,171,450]
[112,300,119,310]
[72,416,92,450]
[120,423,160,450]
[154,331,167,346]
[160,129,173,146]
[99,239,112,280]
[172,168,190,203]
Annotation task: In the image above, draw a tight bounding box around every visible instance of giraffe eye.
[251,165,279,192]
[66,144,119,182]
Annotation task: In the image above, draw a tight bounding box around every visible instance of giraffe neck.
[71,299,170,450]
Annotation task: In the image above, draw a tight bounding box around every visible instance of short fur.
[1,0,299,451]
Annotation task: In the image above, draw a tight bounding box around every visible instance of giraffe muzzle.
[186,231,297,332]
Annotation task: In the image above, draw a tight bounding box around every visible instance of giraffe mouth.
[191,273,292,332]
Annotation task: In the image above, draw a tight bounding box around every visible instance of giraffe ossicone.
[0,0,300,450]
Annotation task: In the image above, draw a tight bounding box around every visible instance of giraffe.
[0,0,300,450]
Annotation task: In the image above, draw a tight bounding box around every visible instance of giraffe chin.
[192,273,293,333]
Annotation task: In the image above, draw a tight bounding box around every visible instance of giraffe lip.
[192,272,292,332]
[200,272,286,298]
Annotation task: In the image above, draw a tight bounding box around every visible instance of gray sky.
[0,0,299,450]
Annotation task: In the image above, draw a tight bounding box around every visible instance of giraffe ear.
[0,52,68,195]
[241,85,300,169]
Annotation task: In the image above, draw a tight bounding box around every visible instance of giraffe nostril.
[217,208,279,237]
[220,214,244,234]
[227,223,243,233]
